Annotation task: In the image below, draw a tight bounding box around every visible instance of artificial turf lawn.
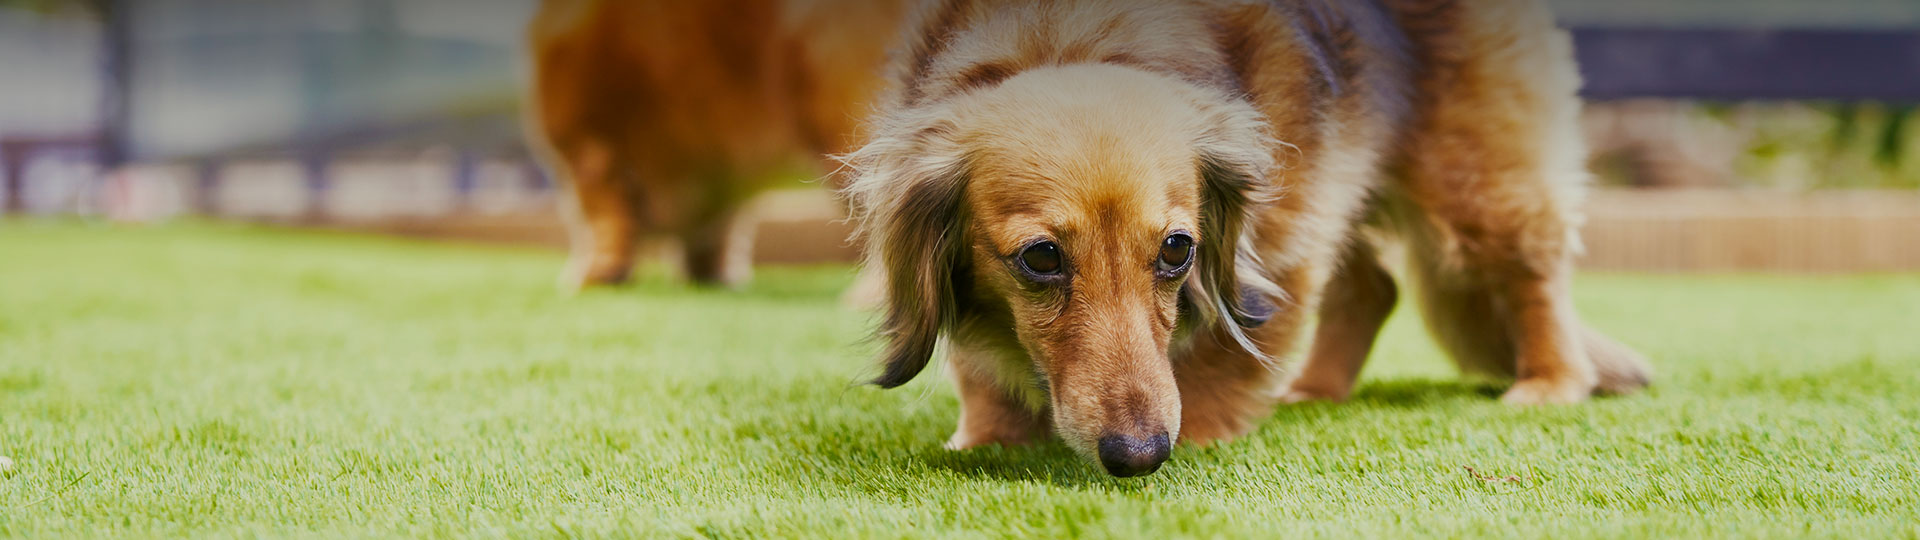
[1,221,1917,538]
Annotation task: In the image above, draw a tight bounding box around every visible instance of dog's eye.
[1158,233,1194,273]
[1019,241,1064,276]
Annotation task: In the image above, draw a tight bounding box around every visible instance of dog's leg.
[945,347,1046,450]
[557,138,640,289]
[1398,217,1596,404]
[1493,271,1593,404]
[680,209,753,287]
[1279,240,1397,403]
[1391,0,1649,404]
[1173,329,1282,445]
[1173,263,1328,444]
[1584,323,1653,395]
[839,265,889,310]
[1401,236,1651,401]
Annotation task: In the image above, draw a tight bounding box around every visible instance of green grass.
[2,221,1918,538]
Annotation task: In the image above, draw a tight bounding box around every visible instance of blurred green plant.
[1595,101,1920,190]
[1717,102,1919,190]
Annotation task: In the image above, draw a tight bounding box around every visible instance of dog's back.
[529,0,816,181]
[526,0,904,286]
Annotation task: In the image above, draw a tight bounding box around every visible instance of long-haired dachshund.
[841,0,1652,477]
[526,0,903,288]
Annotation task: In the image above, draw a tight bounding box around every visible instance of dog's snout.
[1096,433,1171,477]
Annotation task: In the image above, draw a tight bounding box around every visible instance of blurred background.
[3,0,1918,272]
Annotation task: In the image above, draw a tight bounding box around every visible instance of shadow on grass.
[897,380,1502,488]
[570,264,855,302]
[904,442,1137,488]
[751,376,1514,496]
[1340,378,1507,408]
[731,384,1153,492]
[765,417,1143,492]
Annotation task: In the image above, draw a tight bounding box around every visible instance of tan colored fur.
[842,0,1652,475]
[525,0,904,288]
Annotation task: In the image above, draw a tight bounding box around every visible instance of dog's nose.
[1096,433,1171,477]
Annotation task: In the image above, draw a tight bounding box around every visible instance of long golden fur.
[841,0,1652,477]
[526,0,904,287]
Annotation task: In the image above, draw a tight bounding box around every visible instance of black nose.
[1096,433,1171,477]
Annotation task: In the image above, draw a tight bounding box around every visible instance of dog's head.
[843,64,1277,476]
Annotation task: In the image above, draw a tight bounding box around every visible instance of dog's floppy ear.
[1187,98,1283,357]
[838,108,971,388]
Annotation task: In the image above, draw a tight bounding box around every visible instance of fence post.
[301,150,330,222]
[2,142,24,214]
[97,0,132,176]
[452,148,478,212]
[193,158,222,215]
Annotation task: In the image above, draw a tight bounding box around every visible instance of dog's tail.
[1583,324,1652,395]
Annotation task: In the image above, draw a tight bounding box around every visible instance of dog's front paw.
[560,253,634,293]
[1500,377,1592,405]
[944,429,1035,450]
[1277,389,1344,404]
[1276,384,1350,404]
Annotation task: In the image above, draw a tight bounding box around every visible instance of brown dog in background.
[526,0,903,288]
[841,0,1652,477]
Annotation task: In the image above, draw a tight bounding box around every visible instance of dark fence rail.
[1576,28,1920,101]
